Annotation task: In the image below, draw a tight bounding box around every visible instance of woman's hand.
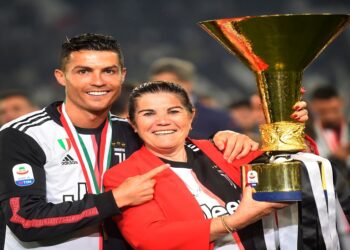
[291,101,308,123]
[112,164,169,208]
[226,186,289,230]
[209,186,289,241]
[213,131,259,162]
[212,100,308,162]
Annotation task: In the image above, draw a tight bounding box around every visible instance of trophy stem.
[256,70,303,124]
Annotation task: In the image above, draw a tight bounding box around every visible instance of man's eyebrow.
[72,65,120,70]
[72,65,92,70]
[104,65,120,69]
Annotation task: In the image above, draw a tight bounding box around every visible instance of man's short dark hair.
[228,99,252,110]
[148,58,196,82]
[311,85,339,100]
[60,33,124,69]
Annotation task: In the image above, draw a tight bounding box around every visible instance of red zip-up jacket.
[104,139,263,250]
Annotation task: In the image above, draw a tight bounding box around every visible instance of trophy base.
[242,161,302,202]
[252,191,301,201]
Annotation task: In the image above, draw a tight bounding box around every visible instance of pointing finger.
[141,164,169,180]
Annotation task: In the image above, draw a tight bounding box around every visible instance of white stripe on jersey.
[1,108,47,131]
[13,112,49,130]
[186,143,200,152]
[110,115,128,122]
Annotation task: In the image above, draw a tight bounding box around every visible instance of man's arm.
[0,128,121,241]
[1,192,119,242]
[0,128,162,242]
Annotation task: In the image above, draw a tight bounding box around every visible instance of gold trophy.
[199,14,350,201]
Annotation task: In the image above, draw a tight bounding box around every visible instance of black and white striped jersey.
[0,101,142,250]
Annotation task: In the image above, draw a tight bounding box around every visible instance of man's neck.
[63,103,109,129]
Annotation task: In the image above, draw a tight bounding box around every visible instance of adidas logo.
[61,154,78,165]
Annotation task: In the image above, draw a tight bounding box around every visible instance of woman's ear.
[127,117,137,133]
[121,67,127,83]
[189,109,196,129]
[191,108,196,121]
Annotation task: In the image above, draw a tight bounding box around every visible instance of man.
[310,85,350,176]
[309,85,350,248]
[0,33,257,250]
[228,99,260,142]
[148,57,241,139]
[0,90,38,126]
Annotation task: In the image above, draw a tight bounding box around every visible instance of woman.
[104,81,324,249]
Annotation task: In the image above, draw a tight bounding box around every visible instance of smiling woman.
[104,81,350,250]
[128,82,195,162]
[104,81,288,250]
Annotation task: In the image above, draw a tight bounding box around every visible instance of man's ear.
[54,69,66,87]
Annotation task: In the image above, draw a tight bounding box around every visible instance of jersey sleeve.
[0,128,121,242]
[0,127,47,201]
[0,191,119,242]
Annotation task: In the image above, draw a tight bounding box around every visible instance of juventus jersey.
[0,102,142,250]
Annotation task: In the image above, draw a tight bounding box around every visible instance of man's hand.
[112,164,169,208]
[213,131,259,162]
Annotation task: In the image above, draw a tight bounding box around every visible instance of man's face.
[250,94,266,124]
[311,97,344,129]
[55,50,126,115]
[229,106,256,131]
[0,96,36,125]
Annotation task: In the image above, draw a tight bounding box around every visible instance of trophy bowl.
[199,14,350,201]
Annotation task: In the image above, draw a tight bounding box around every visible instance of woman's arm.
[209,186,288,241]
[105,164,286,250]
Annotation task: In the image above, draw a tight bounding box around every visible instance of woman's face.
[132,92,194,155]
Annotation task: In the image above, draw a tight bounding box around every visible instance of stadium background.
[1,0,349,113]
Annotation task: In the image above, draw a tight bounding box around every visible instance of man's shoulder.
[110,115,137,136]
[1,107,51,133]
[110,115,129,125]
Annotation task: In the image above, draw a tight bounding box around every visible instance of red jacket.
[104,139,263,250]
